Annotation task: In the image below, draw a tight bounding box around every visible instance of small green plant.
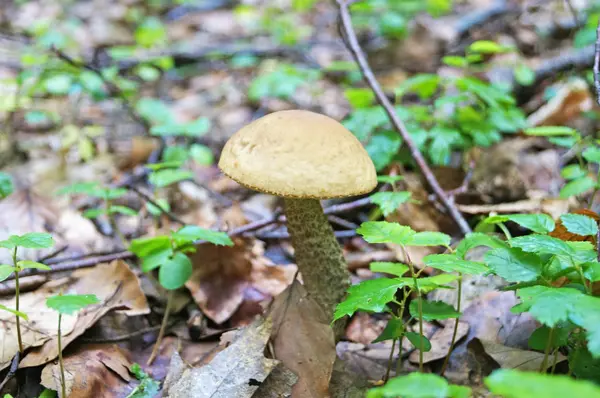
[126,363,160,398]
[370,175,412,217]
[46,294,100,398]
[247,62,322,103]
[129,225,233,364]
[0,233,54,353]
[0,172,14,199]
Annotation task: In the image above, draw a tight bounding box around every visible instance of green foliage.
[370,262,409,277]
[368,372,470,398]
[484,213,555,234]
[409,299,460,321]
[0,172,14,199]
[46,294,100,315]
[127,363,160,398]
[0,304,28,320]
[560,213,598,236]
[485,369,600,398]
[248,63,321,102]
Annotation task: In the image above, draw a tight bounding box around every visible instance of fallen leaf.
[478,339,566,371]
[186,238,296,324]
[164,317,279,398]
[270,280,336,398]
[345,312,387,345]
[409,321,469,364]
[41,344,133,398]
[14,260,149,369]
[457,198,573,220]
[253,362,298,398]
[527,78,593,127]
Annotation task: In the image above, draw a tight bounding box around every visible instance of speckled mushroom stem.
[284,198,350,326]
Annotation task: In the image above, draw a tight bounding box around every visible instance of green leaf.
[141,248,173,272]
[488,214,555,234]
[149,169,193,188]
[509,235,574,256]
[380,12,407,38]
[136,98,174,125]
[583,147,600,164]
[515,286,580,326]
[583,262,600,282]
[370,191,411,216]
[514,64,535,86]
[524,126,577,136]
[190,144,214,166]
[407,231,451,247]
[171,225,233,246]
[485,247,543,282]
[395,74,440,100]
[344,88,375,108]
[158,252,193,290]
[146,199,170,217]
[129,236,171,258]
[83,208,104,219]
[560,213,598,237]
[0,265,16,281]
[455,232,508,259]
[46,294,100,315]
[415,274,459,292]
[561,165,587,181]
[0,304,28,320]
[569,347,600,383]
[367,373,450,398]
[409,299,460,321]
[376,175,404,184]
[365,130,402,171]
[442,56,468,68]
[9,233,54,249]
[356,221,416,245]
[423,253,488,274]
[108,205,138,216]
[528,324,572,351]
[55,182,100,196]
[0,240,16,250]
[469,40,507,54]
[17,260,50,271]
[370,262,409,277]
[405,331,432,352]
[128,363,160,398]
[333,278,408,321]
[485,369,600,398]
[560,176,596,199]
[135,17,166,48]
[184,117,211,137]
[372,318,404,343]
[0,172,14,199]
[44,74,72,95]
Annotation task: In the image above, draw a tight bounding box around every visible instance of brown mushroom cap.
[218,110,377,199]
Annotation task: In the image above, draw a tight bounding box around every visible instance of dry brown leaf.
[186,238,296,325]
[13,260,149,369]
[408,321,469,364]
[41,344,133,398]
[527,78,593,127]
[270,280,336,398]
[457,198,573,220]
[345,312,387,345]
[478,339,566,371]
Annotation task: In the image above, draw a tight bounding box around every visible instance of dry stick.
[126,184,186,226]
[336,0,472,236]
[147,289,174,365]
[594,20,600,106]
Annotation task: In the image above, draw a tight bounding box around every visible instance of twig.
[454,0,518,39]
[323,197,371,215]
[327,215,359,230]
[594,21,600,105]
[250,230,357,240]
[336,0,472,236]
[126,185,186,225]
[38,245,69,262]
[0,351,20,391]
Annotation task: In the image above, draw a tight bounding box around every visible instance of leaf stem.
[402,245,424,372]
[384,338,396,382]
[13,247,23,354]
[58,313,66,398]
[147,289,174,365]
[440,273,462,376]
[498,222,512,240]
[540,326,555,373]
[550,348,559,375]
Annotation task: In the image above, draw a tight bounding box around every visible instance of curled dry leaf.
[164,317,279,398]
[527,78,593,127]
[186,238,296,325]
[270,280,336,398]
[11,260,149,369]
[41,344,132,398]
[477,339,566,371]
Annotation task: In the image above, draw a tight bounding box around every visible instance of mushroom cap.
[218,110,377,199]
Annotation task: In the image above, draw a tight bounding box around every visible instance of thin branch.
[126,184,186,226]
[0,351,20,391]
[594,21,600,105]
[336,0,472,236]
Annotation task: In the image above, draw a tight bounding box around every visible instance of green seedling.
[46,294,99,398]
[129,225,233,365]
[0,232,54,353]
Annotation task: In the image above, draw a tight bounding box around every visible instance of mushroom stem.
[284,198,350,323]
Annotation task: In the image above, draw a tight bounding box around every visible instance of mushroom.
[219,110,377,321]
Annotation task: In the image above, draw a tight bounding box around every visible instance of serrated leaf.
[356,221,416,245]
[423,253,488,274]
[560,213,598,237]
[405,331,432,352]
[372,318,404,343]
[334,278,408,321]
[0,265,16,281]
[158,252,193,290]
[367,373,451,398]
[415,274,459,292]
[455,232,508,259]
[502,214,555,234]
[560,176,596,199]
[370,262,409,277]
[9,233,54,249]
[516,286,580,327]
[485,369,600,398]
[409,299,460,321]
[0,304,28,320]
[46,294,100,315]
[171,225,233,246]
[407,231,451,247]
[583,262,600,282]
[17,260,50,271]
[485,247,543,282]
[510,235,574,256]
[370,191,411,216]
